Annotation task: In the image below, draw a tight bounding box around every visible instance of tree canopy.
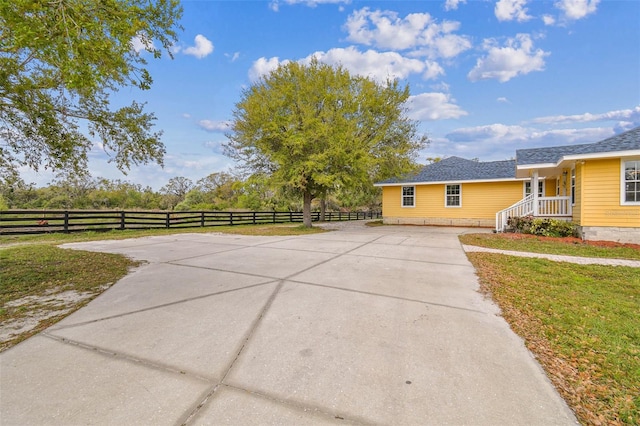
[0,0,182,178]
[225,59,427,227]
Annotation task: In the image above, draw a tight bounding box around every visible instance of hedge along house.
[375,126,640,243]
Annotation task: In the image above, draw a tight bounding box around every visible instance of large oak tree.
[225,59,427,227]
[0,0,182,178]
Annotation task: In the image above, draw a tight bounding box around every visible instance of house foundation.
[382,217,494,228]
[578,226,640,245]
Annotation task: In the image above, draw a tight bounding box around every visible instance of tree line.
[0,170,383,213]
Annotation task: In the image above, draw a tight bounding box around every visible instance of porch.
[495,194,572,232]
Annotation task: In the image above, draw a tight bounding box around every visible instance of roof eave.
[516,149,640,175]
[374,177,524,187]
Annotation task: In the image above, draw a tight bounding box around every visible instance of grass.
[463,234,640,425]
[460,232,640,260]
[0,223,325,246]
[0,223,326,352]
[0,245,140,351]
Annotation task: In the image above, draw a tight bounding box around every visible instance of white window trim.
[571,167,576,206]
[523,180,545,198]
[445,184,462,208]
[621,158,640,206]
[401,185,415,208]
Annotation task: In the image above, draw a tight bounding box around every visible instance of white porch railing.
[537,196,572,216]
[496,194,534,232]
[495,195,572,232]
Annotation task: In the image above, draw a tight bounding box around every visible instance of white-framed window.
[571,168,576,205]
[402,186,415,207]
[445,184,461,207]
[622,159,640,205]
[524,180,544,197]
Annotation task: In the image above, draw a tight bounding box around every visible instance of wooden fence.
[0,209,382,235]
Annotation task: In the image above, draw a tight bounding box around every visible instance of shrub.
[507,216,577,238]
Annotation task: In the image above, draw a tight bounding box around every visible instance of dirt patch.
[0,286,108,348]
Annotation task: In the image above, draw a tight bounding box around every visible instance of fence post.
[229,212,233,226]
[120,211,125,230]
[289,211,293,223]
[64,211,69,233]
[201,212,205,227]
[166,212,170,229]
[272,211,276,224]
[253,212,256,225]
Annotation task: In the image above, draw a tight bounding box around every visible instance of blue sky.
[24,0,640,189]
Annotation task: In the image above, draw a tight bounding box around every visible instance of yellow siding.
[573,164,582,225]
[382,181,523,221]
[580,159,640,227]
[545,179,556,197]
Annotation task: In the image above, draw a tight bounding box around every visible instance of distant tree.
[225,59,426,227]
[0,173,34,208]
[49,170,97,208]
[0,0,182,176]
[194,171,240,208]
[160,176,193,209]
[426,156,444,164]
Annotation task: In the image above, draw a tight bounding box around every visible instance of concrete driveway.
[0,223,577,425]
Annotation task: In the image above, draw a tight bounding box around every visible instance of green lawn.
[460,232,640,260]
[464,234,640,425]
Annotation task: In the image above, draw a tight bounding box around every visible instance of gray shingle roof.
[377,156,516,184]
[516,126,640,166]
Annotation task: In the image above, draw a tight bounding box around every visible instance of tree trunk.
[303,190,313,228]
[319,198,326,222]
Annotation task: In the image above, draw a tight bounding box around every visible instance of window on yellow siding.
[402,186,415,207]
[446,184,461,207]
[623,160,640,204]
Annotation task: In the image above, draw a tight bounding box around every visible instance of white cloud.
[198,120,231,132]
[343,8,471,58]
[554,0,600,20]
[497,97,510,103]
[423,61,445,80]
[304,47,425,82]
[467,34,548,83]
[251,48,447,85]
[542,15,556,25]
[183,34,214,59]
[532,106,640,125]
[444,0,466,11]
[182,113,191,119]
[131,33,155,53]
[495,0,532,22]
[248,57,290,82]
[225,52,241,62]
[407,93,468,121]
[436,124,615,160]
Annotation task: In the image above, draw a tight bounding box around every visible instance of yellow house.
[375,126,640,243]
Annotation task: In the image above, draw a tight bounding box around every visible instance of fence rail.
[0,209,381,235]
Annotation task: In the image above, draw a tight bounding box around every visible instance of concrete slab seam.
[343,252,476,269]
[181,236,388,424]
[48,280,280,331]
[40,332,212,383]
[285,279,488,315]
[179,280,287,425]
[219,383,379,426]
